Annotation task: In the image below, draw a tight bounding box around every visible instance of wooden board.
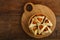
[0,0,60,40]
[21,3,56,38]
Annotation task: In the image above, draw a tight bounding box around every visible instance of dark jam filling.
[41,16,46,24]
[45,20,49,23]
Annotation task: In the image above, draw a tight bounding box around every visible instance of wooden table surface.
[0,0,60,40]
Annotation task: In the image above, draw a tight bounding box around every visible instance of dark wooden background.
[0,0,60,40]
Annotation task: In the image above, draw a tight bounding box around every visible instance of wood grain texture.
[0,0,60,40]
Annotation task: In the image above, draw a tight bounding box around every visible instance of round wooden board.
[21,3,56,38]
